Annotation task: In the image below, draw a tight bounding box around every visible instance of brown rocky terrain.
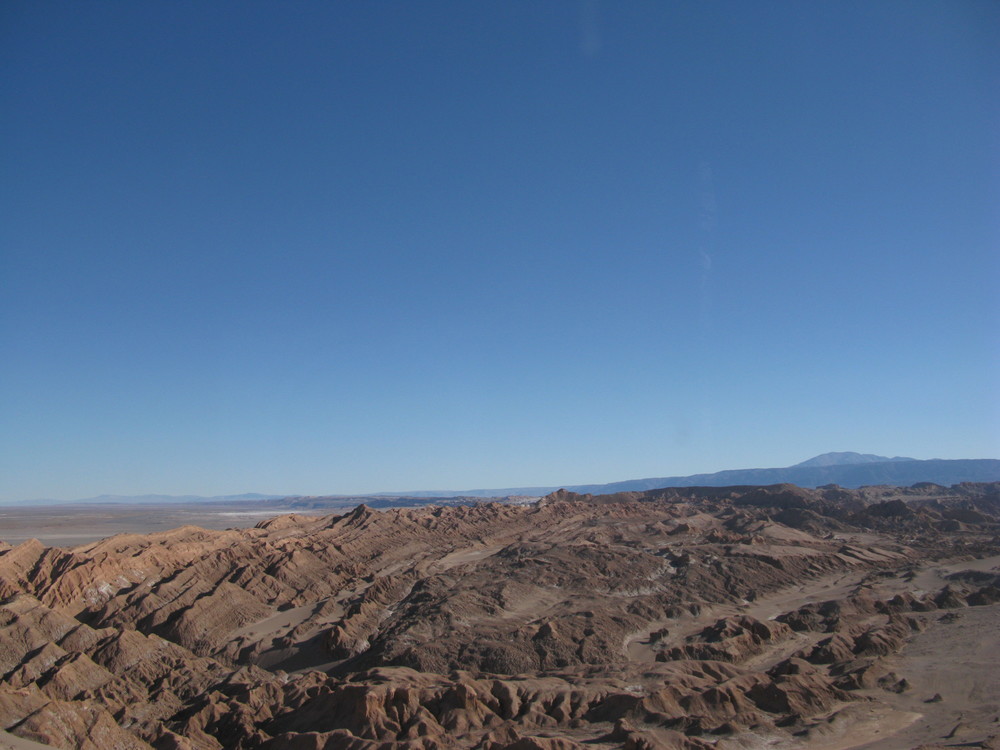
[1,483,999,749]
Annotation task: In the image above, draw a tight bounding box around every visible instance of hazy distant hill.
[567,458,1000,494]
[409,454,1000,497]
[792,451,916,467]
[12,454,1000,506]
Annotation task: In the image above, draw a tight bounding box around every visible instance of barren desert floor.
[0,502,334,547]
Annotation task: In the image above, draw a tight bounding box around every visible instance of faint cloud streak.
[698,161,716,331]
[580,0,601,57]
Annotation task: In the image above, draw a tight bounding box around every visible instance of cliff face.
[1,484,999,749]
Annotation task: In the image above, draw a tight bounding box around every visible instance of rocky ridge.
[1,483,999,749]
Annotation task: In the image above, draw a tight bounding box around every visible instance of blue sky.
[2,1,998,501]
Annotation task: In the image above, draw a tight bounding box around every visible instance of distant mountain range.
[397,452,1000,497]
[792,452,916,467]
[10,453,1000,506]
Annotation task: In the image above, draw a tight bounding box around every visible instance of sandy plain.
[0,501,335,547]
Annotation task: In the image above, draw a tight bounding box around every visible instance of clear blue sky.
[2,1,998,501]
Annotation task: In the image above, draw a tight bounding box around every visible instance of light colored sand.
[231,597,339,641]
[845,602,1000,749]
[0,731,53,750]
[424,543,506,574]
[0,503,331,547]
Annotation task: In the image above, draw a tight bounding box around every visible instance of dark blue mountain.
[418,455,1000,497]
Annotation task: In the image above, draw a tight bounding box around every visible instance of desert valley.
[6,3,997,748]
[1,481,998,750]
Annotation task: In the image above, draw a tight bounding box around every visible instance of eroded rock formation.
[2,483,999,748]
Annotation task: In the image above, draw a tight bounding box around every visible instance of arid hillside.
[1,483,999,749]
